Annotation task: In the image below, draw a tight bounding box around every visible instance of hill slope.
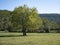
[39,14,60,23]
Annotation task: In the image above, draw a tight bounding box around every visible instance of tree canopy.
[12,5,42,35]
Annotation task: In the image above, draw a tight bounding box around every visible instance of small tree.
[42,18,59,33]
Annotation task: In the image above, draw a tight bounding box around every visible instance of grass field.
[0,32,60,45]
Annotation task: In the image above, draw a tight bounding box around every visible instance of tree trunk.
[22,27,26,36]
[45,28,49,33]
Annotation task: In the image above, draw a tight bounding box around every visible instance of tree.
[42,18,59,33]
[12,5,42,36]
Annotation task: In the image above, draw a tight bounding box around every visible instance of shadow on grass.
[0,35,24,37]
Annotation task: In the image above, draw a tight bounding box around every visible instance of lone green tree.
[12,5,42,36]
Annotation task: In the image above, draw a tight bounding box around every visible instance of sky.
[0,0,60,14]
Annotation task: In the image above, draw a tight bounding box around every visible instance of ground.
[0,32,60,45]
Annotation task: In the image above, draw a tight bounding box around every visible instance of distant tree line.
[0,5,60,35]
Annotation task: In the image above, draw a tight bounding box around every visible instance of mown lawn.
[0,32,60,45]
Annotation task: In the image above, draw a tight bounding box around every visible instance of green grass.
[0,32,60,45]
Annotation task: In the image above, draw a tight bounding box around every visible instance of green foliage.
[42,18,59,32]
[0,5,60,33]
[12,5,42,30]
[0,10,12,31]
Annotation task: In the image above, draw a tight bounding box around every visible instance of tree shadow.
[0,35,23,37]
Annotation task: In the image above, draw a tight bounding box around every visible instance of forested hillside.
[40,14,60,23]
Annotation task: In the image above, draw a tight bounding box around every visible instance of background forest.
[0,5,60,35]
